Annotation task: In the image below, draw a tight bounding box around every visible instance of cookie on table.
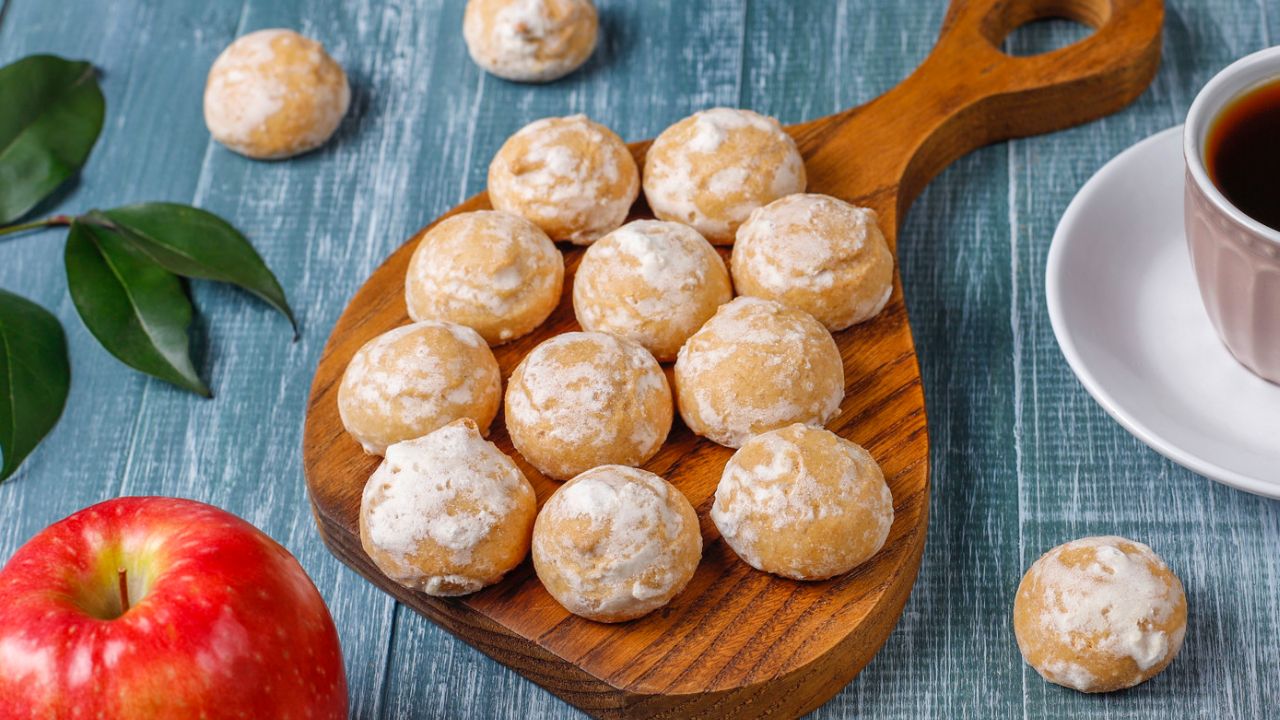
[405,210,564,345]
[643,107,806,244]
[464,0,598,83]
[532,465,701,622]
[360,418,536,597]
[572,219,732,362]
[732,193,894,331]
[488,115,639,244]
[204,29,350,160]
[338,321,501,456]
[505,332,671,481]
[711,423,893,581]
[674,296,843,448]
[1014,536,1188,693]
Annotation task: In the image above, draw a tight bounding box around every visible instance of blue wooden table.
[2,1,1277,717]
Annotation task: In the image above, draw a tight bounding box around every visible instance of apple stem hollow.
[117,568,130,613]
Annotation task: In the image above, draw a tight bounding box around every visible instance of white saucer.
[1047,125,1280,498]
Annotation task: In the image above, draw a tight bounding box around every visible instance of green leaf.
[82,203,297,335]
[64,219,210,397]
[0,289,70,482]
[0,55,105,224]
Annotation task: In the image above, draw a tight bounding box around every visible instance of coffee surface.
[1206,77,1280,232]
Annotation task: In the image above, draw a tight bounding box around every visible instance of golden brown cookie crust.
[361,419,536,597]
[573,220,731,361]
[405,210,564,345]
[643,108,806,244]
[532,465,701,622]
[1013,536,1188,693]
[505,332,672,480]
[711,423,893,580]
[338,322,501,456]
[204,29,349,159]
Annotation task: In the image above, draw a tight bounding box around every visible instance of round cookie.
[711,424,893,580]
[405,210,564,345]
[488,115,640,244]
[505,332,671,480]
[338,321,501,456]
[643,107,806,244]
[674,296,844,448]
[204,29,350,159]
[532,465,702,622]
[463,0,598,83]
[1014,536,1188,693]
[573,220,732,361]
[732,194,894,331]
[360,418,537,597]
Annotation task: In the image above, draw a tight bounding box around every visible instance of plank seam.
[1260,0,1272,46]
[114,0,251,501]
[1007,130,1029,720]
[375,602,401,719]
[734,0,748,108]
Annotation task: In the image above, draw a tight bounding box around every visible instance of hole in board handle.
[977,0,1109,57]
[1002,17,1096,57]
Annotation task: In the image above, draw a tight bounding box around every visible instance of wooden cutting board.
[302,0,1162,717]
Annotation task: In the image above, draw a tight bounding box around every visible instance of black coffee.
[1206,77,1280,232]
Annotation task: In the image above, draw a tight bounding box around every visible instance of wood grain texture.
[2,1,1278,719]
[303,145,932,720]
[302,0,1160,717]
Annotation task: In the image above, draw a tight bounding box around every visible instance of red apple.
[0,497,347,718]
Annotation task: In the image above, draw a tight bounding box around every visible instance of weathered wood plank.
[742,3,1027,719]
[81,0,493,714]
[3,1,1279,718]
[376,1,750,716]
[1010,3,1279,719]
[0,0,243,621]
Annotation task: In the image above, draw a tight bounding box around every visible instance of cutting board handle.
[797,0,1164,224]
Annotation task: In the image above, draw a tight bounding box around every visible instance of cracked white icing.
[643,107,806,244]
[532,465,700,620]
[488,114,638,244]
[361,419,534,597]
[505,332,670,478]
[674,297,843,447]
[203,29,349,159]
[1035,537,1182,671]
[710,423,892,579]
[338,321,500,455]
[464,0,598,83]
[405,210,564,344]
[572,220,731,360]
[205,30,286,144]
[732,193,894,330]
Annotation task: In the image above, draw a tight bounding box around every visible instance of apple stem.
[117,568,130,613]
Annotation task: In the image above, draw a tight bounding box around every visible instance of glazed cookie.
[711,424,893,580]
[572,220,732,361]
[488,115,640,244]
[405,210,564,345]
[643,107,806,244]
[532,465,702,622]
[463,0,598,83]
[1014,536,1188,693]
[674,297,844,448]
[505,332,671,481]
[204,29,350,159]
[732,194,894,331]
[360,419,537,597]
[338,322,501,456]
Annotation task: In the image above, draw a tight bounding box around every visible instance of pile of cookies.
[339,107,897,624]
[336,104,1191,695]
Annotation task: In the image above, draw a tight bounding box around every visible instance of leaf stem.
[117,567,130,613]
[0,215,73,238]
